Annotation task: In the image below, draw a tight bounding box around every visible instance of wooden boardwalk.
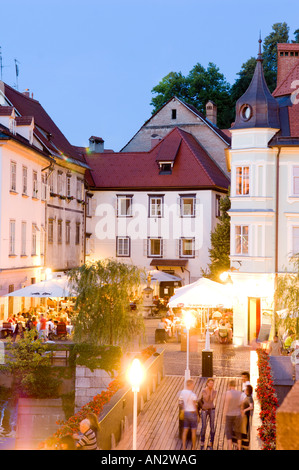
[116,375,243,451]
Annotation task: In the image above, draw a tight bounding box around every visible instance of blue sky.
[1,0,299,151]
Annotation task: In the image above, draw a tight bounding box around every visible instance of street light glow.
[128,358,144,392]
[183,310,195,330]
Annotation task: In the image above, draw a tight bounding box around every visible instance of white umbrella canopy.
[168,277,233,308]
[5,276,76,298]
[148,270,182,282]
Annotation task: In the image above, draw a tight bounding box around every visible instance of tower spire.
[257,32,263,61]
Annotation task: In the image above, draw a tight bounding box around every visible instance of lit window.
[236,166,249,196]
[180,238,195,258]
[147,238,163,258]
[180,195,196,217]
[235,225,249,255]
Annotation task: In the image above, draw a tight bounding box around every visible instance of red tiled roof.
[2,82,86,165]
[15,116,34,126]
[85,127,229,190]
[0,106,14,116]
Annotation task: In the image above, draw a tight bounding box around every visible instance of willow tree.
[68,259,144,346]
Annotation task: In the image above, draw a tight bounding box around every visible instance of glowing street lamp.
[127,358,145,450]
[183,310,195,382]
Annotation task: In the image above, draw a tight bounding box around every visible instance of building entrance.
[248,297,261,343]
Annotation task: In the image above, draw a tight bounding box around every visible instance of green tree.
[1,330,62,398]
[68,259,144,346]
[231,22,298,102]
[202,194,231,281]
[150,71,190,112]
[275,258,299,337]
[151,63,233,128]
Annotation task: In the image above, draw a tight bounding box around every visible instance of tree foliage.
[1,330,62,398]
[275,258,299,336]
[68,259,144,347]
[151,63,233,129]
[202,194,231,281]
[151,23,299,129]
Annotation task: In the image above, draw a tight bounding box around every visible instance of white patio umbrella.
[5,276,76,298]
[168,277,234,351]
[168,277,233,309]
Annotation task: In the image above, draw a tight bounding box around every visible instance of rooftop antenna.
[0,47,9,81]
[14,59,20,90]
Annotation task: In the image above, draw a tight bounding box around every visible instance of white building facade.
[0,81,88,317]
[84,124,229,290]
[227,41,299,345]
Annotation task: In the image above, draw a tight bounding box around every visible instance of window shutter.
[175,239,180,257]
[177,197,182,216]
[143,239,148,257]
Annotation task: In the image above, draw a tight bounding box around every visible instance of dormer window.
[159,162,173,175]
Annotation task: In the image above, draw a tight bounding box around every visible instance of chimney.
[206,100,217,126]
[89,136,104,153]
[277,43,299,88]
[22,88,30,98]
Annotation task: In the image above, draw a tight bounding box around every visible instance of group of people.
[209,316,233,344]
[4,308,73,342]
[179,371,253,450]
[268,331,299,356]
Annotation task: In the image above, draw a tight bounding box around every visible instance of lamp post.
[127,358,145,450]
[183,310,195,383]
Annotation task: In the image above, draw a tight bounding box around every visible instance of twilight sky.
[1,0,299,151]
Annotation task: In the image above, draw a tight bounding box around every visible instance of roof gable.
[120,96,231,152]
[85,127,229,191]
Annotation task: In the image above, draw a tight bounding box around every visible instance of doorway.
[248,297,261,343]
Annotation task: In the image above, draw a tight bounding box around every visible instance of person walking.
[223,379,242,450]
[179,379,198,450]
[241,371,251,400]
[199,378,217,450]
[241,384,254,448]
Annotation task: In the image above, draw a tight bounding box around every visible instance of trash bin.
[202,350,213,377]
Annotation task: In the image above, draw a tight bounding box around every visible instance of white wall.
[86,188,221,283]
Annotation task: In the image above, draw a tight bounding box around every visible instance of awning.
[148,270,181,283]
[150,259,188,268]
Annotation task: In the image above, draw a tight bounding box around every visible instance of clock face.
[241,104,252,121]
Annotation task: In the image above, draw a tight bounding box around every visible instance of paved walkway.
[142,318,251,377]
[118,318,262,451]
